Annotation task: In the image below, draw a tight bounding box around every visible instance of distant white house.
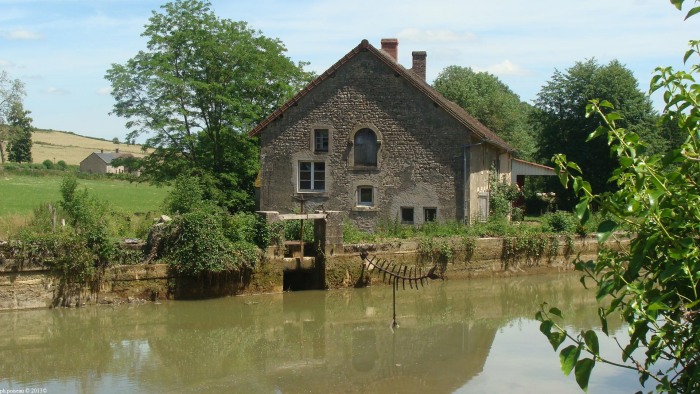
[79,149,133,174]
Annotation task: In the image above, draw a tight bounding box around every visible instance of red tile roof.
[248,39,514,152]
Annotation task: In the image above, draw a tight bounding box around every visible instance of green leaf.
[670,0,683,11]
[567,161,582,174]
[548,331,566,351]
[595,280,615,302]
[598,307,609,336]
[583,330,600,356]
[559,345,580,376]
[540,320,553,335]
[685,6,700,20]
[575,358,595,392]
[549,307,563,318]
[648,189,665,208]
[596,220,617,244]
[599,100,614,109]
[575,198,591,224]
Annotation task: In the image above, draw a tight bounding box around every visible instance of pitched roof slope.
[249,39,513,152]
[89,152,132,164]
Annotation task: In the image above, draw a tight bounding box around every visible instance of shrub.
[163,174,206,215]
[56,160,68,170]
[162,210,257,275]
[42,159,54,169]
[542,211,578,233]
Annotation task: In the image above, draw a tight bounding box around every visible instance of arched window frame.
[348,124,382,169]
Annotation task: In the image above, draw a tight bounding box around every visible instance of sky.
[1,0,698,141]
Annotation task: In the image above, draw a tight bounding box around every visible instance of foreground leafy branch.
[536,9,700,392]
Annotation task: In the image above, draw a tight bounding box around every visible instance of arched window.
[354,128,377,166]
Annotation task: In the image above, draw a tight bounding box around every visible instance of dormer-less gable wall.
[259,49,491,230]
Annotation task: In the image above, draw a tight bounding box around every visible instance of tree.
[536,2,700,391]
[531,59,660,208]
[7,101,33,163]
[433,66,536,160]
[0,70,26,164]
[105,0,314,212]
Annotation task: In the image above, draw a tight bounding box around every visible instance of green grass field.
[0,173,170,217]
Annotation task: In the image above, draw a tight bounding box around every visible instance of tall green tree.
[0,70,26,164]
[536,1,700,392]
[531,59,660,208]
[7,101,33,163]
[433,66,536,160]
[105,0,314,212]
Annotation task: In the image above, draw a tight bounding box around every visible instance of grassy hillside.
[31,129,149,165]
[0,173,169,217]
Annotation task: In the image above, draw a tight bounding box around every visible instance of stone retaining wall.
[0,234,628,311]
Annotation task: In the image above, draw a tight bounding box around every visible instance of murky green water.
[1,273,645,393]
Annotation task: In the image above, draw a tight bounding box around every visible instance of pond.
[0,272,645,393]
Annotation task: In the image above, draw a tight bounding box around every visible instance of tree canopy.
[105,0,314,212]
[531,59,660,207]
[0,70,26,164]
[6,101,33,163]
[433,66,536,160]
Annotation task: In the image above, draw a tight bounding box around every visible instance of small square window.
[401,207,414,224]
[424,208,437,222]
[357,186,374,206]
[314,129,329,152]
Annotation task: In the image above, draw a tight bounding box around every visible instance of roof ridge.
[248,39,513,153]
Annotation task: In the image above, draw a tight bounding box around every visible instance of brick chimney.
[115,148,119,153]
[411,51,427,81]
[381,38,398,61]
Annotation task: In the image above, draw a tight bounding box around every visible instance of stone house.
[79,149,132,174]
[249,38,551,231]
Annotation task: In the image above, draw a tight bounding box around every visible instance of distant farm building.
[79,149,133,174]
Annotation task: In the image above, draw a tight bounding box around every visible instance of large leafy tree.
[7,101,33,163]
[531,59,660,208]
[0,71,26,164]
[536,1,700,392]
[433,66,536,160]
[105,0,313,212]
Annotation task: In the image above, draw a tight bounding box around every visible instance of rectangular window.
[424,208,437,222]
[299,161,325,191]
[357,186,374,207]
[314,129,329,152]
[401,207,414,224]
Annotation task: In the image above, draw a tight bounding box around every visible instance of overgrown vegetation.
[9,176,148,304]
[537,2,700,391]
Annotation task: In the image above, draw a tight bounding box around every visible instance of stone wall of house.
[259,50,505,231]
[79,153,108,174]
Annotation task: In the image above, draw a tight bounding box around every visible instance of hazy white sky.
[1,0,698,140]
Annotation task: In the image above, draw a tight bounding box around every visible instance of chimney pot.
[100,149,104,153]
[116,148,119,153]
[380,38,398,61]
[411,51,427,81]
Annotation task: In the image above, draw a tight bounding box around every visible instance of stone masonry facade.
[252,39,513,231]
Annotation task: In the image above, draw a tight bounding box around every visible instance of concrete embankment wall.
[0,235,626,311]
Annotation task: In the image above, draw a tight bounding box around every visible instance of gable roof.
[248,39,513,152]
[88,152,132,164]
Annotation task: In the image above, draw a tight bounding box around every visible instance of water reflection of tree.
[0,273,623,393]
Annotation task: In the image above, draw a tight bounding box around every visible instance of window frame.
[354,128,378,167]
[357,186,374,207]
[400,207,415,224]
[424,207,437,223]
[314,129,329,153]
[298,161,326,192]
